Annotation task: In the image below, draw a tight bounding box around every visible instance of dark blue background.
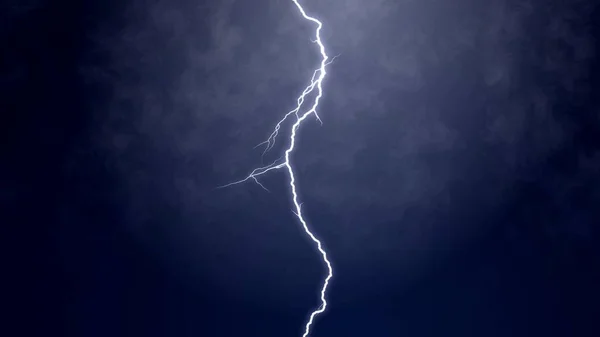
[4,0,600,336]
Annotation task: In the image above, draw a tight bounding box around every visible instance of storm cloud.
[76,0,598,305]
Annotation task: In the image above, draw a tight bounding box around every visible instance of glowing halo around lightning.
[218,1,334,337]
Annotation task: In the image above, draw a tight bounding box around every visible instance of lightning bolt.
[218,1,333,336]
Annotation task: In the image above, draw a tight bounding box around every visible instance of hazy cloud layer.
[79,0,598,304]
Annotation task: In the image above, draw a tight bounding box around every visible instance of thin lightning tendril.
[218,2,333,337]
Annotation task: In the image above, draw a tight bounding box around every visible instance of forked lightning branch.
[218,1,334,337]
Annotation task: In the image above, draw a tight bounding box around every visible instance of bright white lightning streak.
[219,1,333,337]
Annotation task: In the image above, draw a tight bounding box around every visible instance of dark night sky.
[3,0,600,336]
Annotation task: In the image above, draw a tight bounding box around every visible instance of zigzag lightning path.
[218,1,334,337]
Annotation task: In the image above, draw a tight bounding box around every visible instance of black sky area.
[3,0,600,336]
